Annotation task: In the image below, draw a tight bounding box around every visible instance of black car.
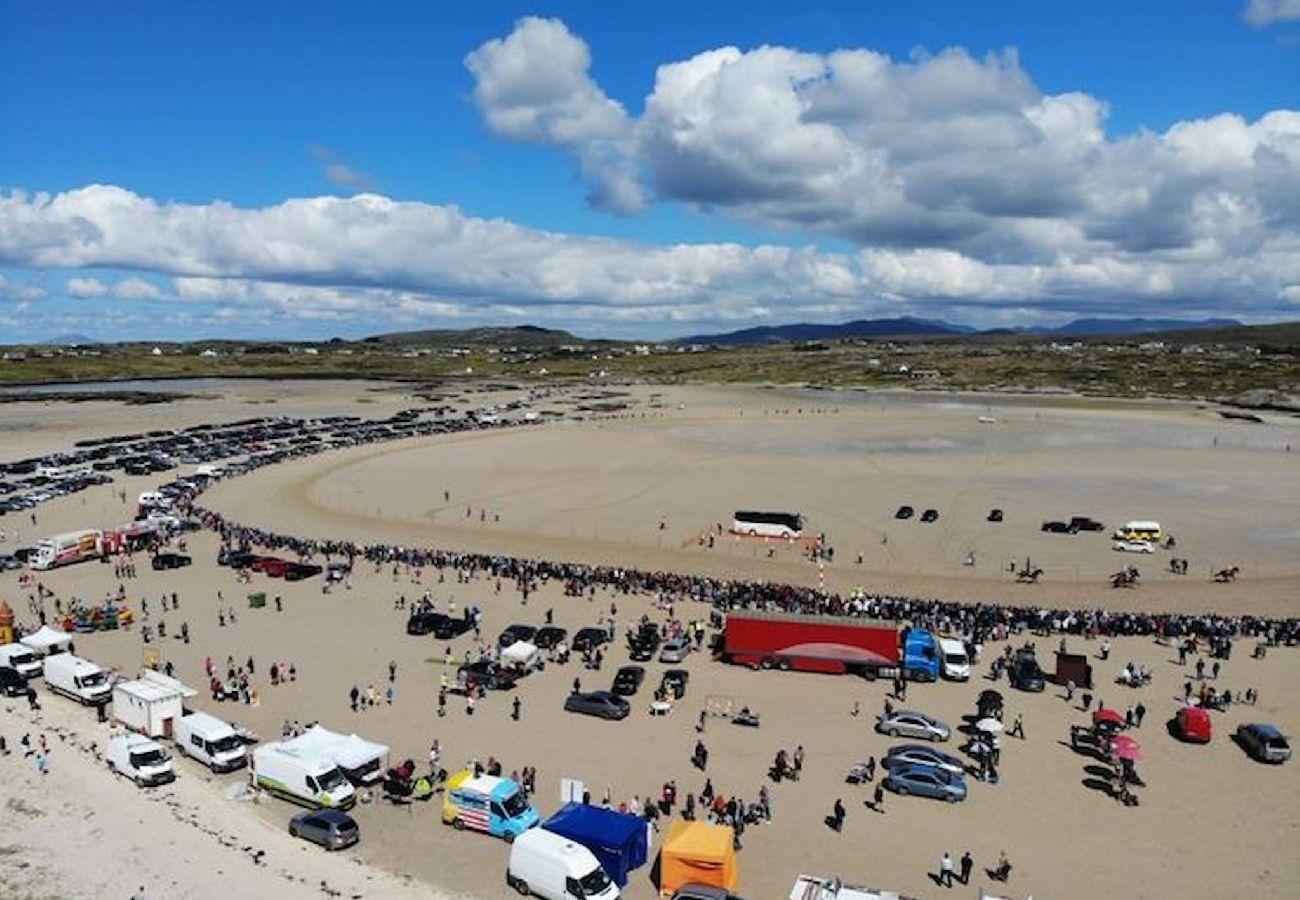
[284,562,323,581]
[628,626,661,662]
[987,508,1004,523]
[612,665,646,696]
[406,612,448,636]
[895,505,914,520]
[1041,520,1071,534]
[151,552,192,571]
[1010,651,1046,692]
[0,666,28,697]
[458,660,518,691]
[498,624,538,648]
[431,616,473,640]
[572,627,609,652]
[217,549,256,568]
[1069,516,1105,533]
[564,690,631,720]
[661,669,689,699]
[920,508,939,523]
[533,626,568,649]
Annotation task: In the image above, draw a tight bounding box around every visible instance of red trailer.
[720,612,902,676]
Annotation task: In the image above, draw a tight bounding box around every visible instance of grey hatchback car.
[1236,723,1291,763]
[875,710,951,742]
[289,809,360,850]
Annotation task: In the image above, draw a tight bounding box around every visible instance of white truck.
[252,743,356,810]
[106,733,176,787]
[937,638,971,681]
[30,529,105,570]
[791,875,919,900]
[0,642,43,678]
[507,827,619,900]
[174,711,248,772]
[44,653,112,705]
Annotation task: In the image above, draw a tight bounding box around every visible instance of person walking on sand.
[960,850,973,884]
[939,851,954,887]
[1009,712,1025,739]
[830,798,845,832]
[871,782,885,813]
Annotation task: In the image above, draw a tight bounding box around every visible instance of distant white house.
[199,348,219,357]
[150,346,163,356]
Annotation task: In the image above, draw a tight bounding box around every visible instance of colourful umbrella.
[1093,708,1124,726]
[1110,735,1143,761]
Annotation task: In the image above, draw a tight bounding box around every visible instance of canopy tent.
[658,820,738,896]
[1092,709,1124,727]
[544,803,649,887]
[976,718,1004,733]
[19,625,73,654]
[501,640,541,669]
[283,725,389,783]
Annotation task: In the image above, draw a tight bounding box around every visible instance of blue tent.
[543,803,649,887]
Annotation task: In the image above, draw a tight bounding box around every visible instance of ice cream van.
[441,769,539,841]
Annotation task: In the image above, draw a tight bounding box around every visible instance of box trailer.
[720,613,939,680]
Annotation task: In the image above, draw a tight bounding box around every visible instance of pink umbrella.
[1110,734,1143,761]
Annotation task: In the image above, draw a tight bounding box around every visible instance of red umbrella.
[1110,735,1143,761]
[1093,708,1124,726]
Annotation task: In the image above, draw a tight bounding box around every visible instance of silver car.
[883,743,965,775]
[289,810,359,851]
[875,710,951,742]
[659,636,692,663]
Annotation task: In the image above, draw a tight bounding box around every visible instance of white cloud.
[466,21,1300,277]
[0,274,47,303]
[1244,0,1300,25]
[66,277,108,298]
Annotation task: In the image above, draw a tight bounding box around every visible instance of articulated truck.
[719,612,940,680]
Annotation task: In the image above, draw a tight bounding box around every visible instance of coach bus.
[731,510,805,539]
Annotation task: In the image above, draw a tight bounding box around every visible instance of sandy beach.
[2,379,1298,900]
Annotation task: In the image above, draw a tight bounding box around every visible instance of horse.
[1213,566,1240,583]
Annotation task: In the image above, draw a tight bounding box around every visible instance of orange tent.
[658,820,738,896]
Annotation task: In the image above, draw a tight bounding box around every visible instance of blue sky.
[1,1,1297,341]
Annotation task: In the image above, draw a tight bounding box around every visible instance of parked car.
[612,665,646,696]
[288,809,360,851]
[671,885,746,900]
[895,505,914,520]
[406,612,449,636]
[920,508,939,523]
[284,562,322,581]
[883,762,967,802]
[987,508,1003,523]
[1069,516,1105,532]
[1173,706,1212,744]
[498,624,538,648]
[883,743,965,776]
[1113,540,1155,554]
[217,549,256,568]
[533,626,567,649]
[1236,723,1291,763]
[661,669,689,699]
[659,636,692,663]
[564,690,631,720]
[458,660,519,691]
[1041,520,1071,533]
[1009,651,1046,692]
[0,665,29,697]
[875,710,951,742]
[0,554,23,570]
[572,628,609,652]
[431,616,473,640]
[151,552,192,571]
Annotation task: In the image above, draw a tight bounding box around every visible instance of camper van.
[507,827,620,900]
[175,712,247,772]
[44,653,112,705]
[106,733,176,787]
[1115,520,1162,542]
[442,770,540,840]
[252,743,356,810]
[0,642,43,679]
[937,638,971,681]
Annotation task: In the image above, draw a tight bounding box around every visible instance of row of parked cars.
[895,505,1008,523]
[0,469,113,517]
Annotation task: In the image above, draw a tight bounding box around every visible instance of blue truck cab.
[442,770,540,841]
[901,628,940,681]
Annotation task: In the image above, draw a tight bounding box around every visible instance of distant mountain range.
[363,325,593,348]
[678,316,1243,346]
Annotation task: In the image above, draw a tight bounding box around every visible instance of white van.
[44,653,112,705]
[938,638,970,681]
[252,743,355,810]
[0,642,43,678]
[138,491,171,508]
[507,827,619,900]
[175,711,247,772]
[107,733,176,787]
